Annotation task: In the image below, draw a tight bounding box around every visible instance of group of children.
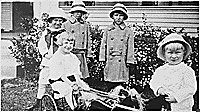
[26,0,197,111]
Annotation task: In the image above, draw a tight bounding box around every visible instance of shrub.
[8,15,49,80]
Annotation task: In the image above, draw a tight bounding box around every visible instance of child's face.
[164,43,185,65]
[112,12,125,25]
[72,11,84,20]
[51,18,63,29]
[61,39,74,53]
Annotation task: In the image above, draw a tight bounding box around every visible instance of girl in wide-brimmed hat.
[62,0,92,79]
[99,3,135,85]
[150,33,197,112]
[26,9,67,111]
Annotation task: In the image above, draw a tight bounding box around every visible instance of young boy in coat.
[62,0,92,79]
[99,3,135,87]
[150,33,197,112]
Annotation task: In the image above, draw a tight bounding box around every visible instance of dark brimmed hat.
[109,3,128,20]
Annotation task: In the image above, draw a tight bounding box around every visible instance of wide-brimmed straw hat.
[109,3,128,20]
[157,33,192,61]
[47,9,67,23]
[69,0,87,14]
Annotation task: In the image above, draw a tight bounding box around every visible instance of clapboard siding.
[1,2,12,31]
[88,18,198,24]
[61,6,199,36]
[89,13,199,19]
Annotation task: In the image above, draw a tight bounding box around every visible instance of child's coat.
[99,23,135,82]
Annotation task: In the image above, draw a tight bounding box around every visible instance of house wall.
[33,0,61,19]
[61,6,199,36]
[1,1,199,36]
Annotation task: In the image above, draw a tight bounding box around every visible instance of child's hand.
[157,87,167,95]
[71,82,79,91]
[77,80,90,90]
[126,63,130,67]
[165,93,177,103]
[45,53,52,59]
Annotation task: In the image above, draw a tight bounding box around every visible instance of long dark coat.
[99,22,135,82]
[62,16,92,78]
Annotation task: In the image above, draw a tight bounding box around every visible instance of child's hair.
[164,42,185,51]
[111,11,125,18]
[56,32,75,46]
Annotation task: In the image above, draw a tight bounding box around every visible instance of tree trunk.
[16,65,24,78]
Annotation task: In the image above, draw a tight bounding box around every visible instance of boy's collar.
[108,22,126,30]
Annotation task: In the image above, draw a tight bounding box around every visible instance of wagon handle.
[80,88,126,100]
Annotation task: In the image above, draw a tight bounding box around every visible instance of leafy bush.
[87,24,105,81]
[8,15,49,80]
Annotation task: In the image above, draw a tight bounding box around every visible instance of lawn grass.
[1,77,198,111]
[1,78,37,111]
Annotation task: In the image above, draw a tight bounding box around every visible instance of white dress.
[48,50,91,97]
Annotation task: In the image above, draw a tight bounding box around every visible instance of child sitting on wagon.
[48,31,98,110]
[150,33,197,112]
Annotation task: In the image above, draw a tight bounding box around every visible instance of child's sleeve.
[49,55,63,80]
[73,56,82,78]
[126,29,135,64]
[86,23,93,58]
[170,68,197,103]
[61,21,70,32]
[38,30,48,56]
[149,68,163,95]
[99,30,107,62]
[73,56,90,89]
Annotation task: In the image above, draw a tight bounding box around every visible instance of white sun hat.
[47,8,67,23]
[157,33,192,61]
[69,0,87,14]
[109,3,128,20]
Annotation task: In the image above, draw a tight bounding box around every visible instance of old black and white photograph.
[1,0,199,111]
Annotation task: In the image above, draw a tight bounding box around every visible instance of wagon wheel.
[41,94,57,111]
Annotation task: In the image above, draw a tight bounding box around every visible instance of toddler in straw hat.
[150,33,197,112]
